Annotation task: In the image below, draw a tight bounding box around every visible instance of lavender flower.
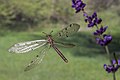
[71,0,117,79]
[72,0,86,13]
[71,0,112,46]
[84,12,102,27]
[103,35,112,44]
[94,26,108,35]
[104,59,120,73]
[112,59,120,65]
[96,35,112,46]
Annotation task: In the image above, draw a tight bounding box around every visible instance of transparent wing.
[24,45,49,71]
[54,23,80,38]
[8,40,47,53]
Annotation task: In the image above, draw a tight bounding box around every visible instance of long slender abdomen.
[52,45,68,63]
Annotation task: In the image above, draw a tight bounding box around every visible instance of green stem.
[105,46,112,63]
[105,46,116,80]
[113,72,116,80]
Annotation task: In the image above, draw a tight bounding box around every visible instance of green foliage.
[0,0,46,30]
[0,0,74,31]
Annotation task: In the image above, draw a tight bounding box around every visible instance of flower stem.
[105,46,116,80]
[105,46,111,63]
[113,72,116,80]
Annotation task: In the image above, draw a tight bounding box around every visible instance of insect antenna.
[49,30,53,35]
[42,30,53,36]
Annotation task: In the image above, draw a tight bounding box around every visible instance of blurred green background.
[0,0,120,80]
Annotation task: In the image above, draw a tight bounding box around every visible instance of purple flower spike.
[92,12,97,18]
[96,38,105,46]
[118,60,120,65]
[88,22,95,27]
[96,35,112,46]
[104,59,120,73]
[83,13,88,17]
[104,64,113,73]
[97,18,102,24]
[103,35,112,45]
[94,18,102,24]
[93,26,108,35]
[84,12,102,27]
[112,59,120,65]
[72,0,86,13]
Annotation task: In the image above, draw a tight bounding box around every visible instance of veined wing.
[54,23,80,38]
[24,45,49,71]
[8,40,47,53]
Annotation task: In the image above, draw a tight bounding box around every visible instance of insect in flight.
[8,23,80,71]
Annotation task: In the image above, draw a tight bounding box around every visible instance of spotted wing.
[54,23,80,38]
[8,40,47,53]
[24,45,49,71]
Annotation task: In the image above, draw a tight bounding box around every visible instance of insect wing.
[24,45,49,71]
[54,23,80,38]
[8,40,47,53]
